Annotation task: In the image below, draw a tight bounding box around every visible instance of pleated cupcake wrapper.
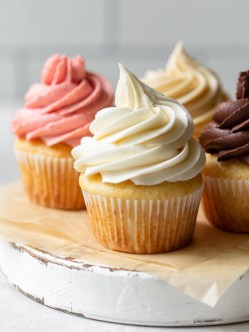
[203,176,249,231]
[204,176,249,196]
[15,149,84,210]
[83,184,203,254]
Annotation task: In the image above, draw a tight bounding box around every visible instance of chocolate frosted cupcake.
[200,71,249,232]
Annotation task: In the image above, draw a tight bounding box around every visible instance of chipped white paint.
[1,242,249,327]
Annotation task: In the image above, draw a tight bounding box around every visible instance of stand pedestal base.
[1,242,249,327]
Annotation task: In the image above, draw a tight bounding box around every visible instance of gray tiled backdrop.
[1,0,249,183]
[1,0,249,102]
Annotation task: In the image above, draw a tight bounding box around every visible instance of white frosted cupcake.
[72,64,205,254]
[142,42,228,137]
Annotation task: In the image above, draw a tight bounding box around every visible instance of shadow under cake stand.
[1,242,249,327]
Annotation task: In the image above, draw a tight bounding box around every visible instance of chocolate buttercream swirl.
[200,72,249,165]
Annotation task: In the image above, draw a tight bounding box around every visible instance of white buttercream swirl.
[142,42,227,132]
[72,64,205,185]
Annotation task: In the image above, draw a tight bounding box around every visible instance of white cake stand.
[1,241,249,327]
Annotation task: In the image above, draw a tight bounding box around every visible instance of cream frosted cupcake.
[142,42,227,138]
[12,54,113,210]
[72,64,205,254]
[200,71,249,232]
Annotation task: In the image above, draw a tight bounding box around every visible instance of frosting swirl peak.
[12,54,114,147]
[236,70,249,99]
[72,64,205,185]
[142,42,227,135]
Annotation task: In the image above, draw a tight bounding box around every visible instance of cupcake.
[142,42,227,138]
[200,70,249,232]
[12,54,114,210]
[72,64,205,254]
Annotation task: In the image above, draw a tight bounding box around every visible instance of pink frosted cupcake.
[12,54,114,210]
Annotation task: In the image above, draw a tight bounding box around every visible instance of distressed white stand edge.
[1,242,249,327]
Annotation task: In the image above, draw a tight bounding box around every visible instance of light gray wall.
[1,0,249,183]
[0,0,249,103]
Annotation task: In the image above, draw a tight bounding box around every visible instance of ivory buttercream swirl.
[72,64,205,185]
[142,42,226,128]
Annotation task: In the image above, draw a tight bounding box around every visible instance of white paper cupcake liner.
[203,176,249,232]
[15,149,84,210]
[82,184,203,254]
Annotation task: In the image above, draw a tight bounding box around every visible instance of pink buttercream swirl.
[12,54,114,147]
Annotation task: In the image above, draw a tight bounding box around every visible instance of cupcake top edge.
[199,71,249,165]
[142,41,227,122]
[72,64,206,186]
[12,54,114,147]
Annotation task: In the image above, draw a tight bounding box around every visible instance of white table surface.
[1,268,249,332]
[1,104,249,331]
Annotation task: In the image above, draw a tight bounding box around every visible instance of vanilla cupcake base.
[80,174,203,254]
[203,176,249,232]
[15,138,84,210]
[202,154,249,232]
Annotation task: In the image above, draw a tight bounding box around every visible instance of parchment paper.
[1,182,249,307]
